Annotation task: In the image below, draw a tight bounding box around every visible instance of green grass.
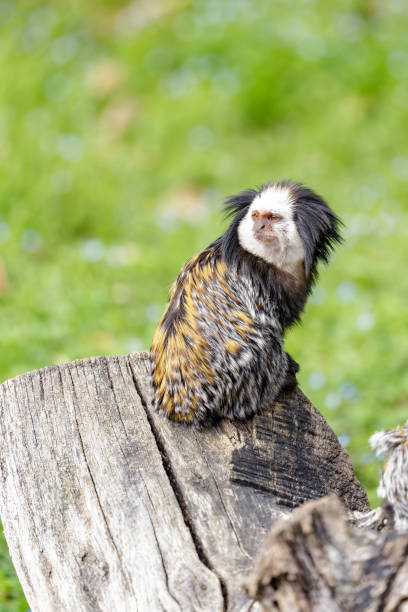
[1,0,408,607]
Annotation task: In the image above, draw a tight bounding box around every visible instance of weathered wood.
[246,495,408,612]
[0,351,368,611]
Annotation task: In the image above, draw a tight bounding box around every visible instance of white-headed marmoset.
[151,180,342,424]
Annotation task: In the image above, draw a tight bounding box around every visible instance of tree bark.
[0,351,368,611]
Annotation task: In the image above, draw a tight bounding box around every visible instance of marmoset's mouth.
[254,231,276,243]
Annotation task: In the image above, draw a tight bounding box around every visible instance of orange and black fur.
[151,180,342,424]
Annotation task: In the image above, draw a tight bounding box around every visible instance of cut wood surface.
[0,351,368,611]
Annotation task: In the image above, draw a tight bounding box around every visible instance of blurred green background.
[1,0,408,607]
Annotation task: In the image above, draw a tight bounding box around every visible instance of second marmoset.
[151,180,342,424]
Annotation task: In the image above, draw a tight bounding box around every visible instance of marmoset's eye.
[265,213,283,221]
[252,210,260,220]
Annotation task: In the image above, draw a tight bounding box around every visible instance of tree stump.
[0,351,368,611]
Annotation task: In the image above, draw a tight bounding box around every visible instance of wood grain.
[0,351,368,611]
[246,495,408,612]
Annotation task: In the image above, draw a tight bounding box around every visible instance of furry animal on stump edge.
[151,180,342,424]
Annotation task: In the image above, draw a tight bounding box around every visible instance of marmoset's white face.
[237,185,305,278]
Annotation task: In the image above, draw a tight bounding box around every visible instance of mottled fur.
[151,180,342,424]
[370,424,408,531]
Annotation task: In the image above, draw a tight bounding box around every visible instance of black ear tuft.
[224,188,259,219]
[291,183,343,285]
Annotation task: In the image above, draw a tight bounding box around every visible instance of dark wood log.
[246,495,408,612]
[0,351,368,611]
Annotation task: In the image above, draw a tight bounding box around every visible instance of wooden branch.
[246,495,408,612]
[0,351,368,611]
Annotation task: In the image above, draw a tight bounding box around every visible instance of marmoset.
[151,180,342,424]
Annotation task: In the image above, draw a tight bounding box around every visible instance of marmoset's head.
[223,180,342,284]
